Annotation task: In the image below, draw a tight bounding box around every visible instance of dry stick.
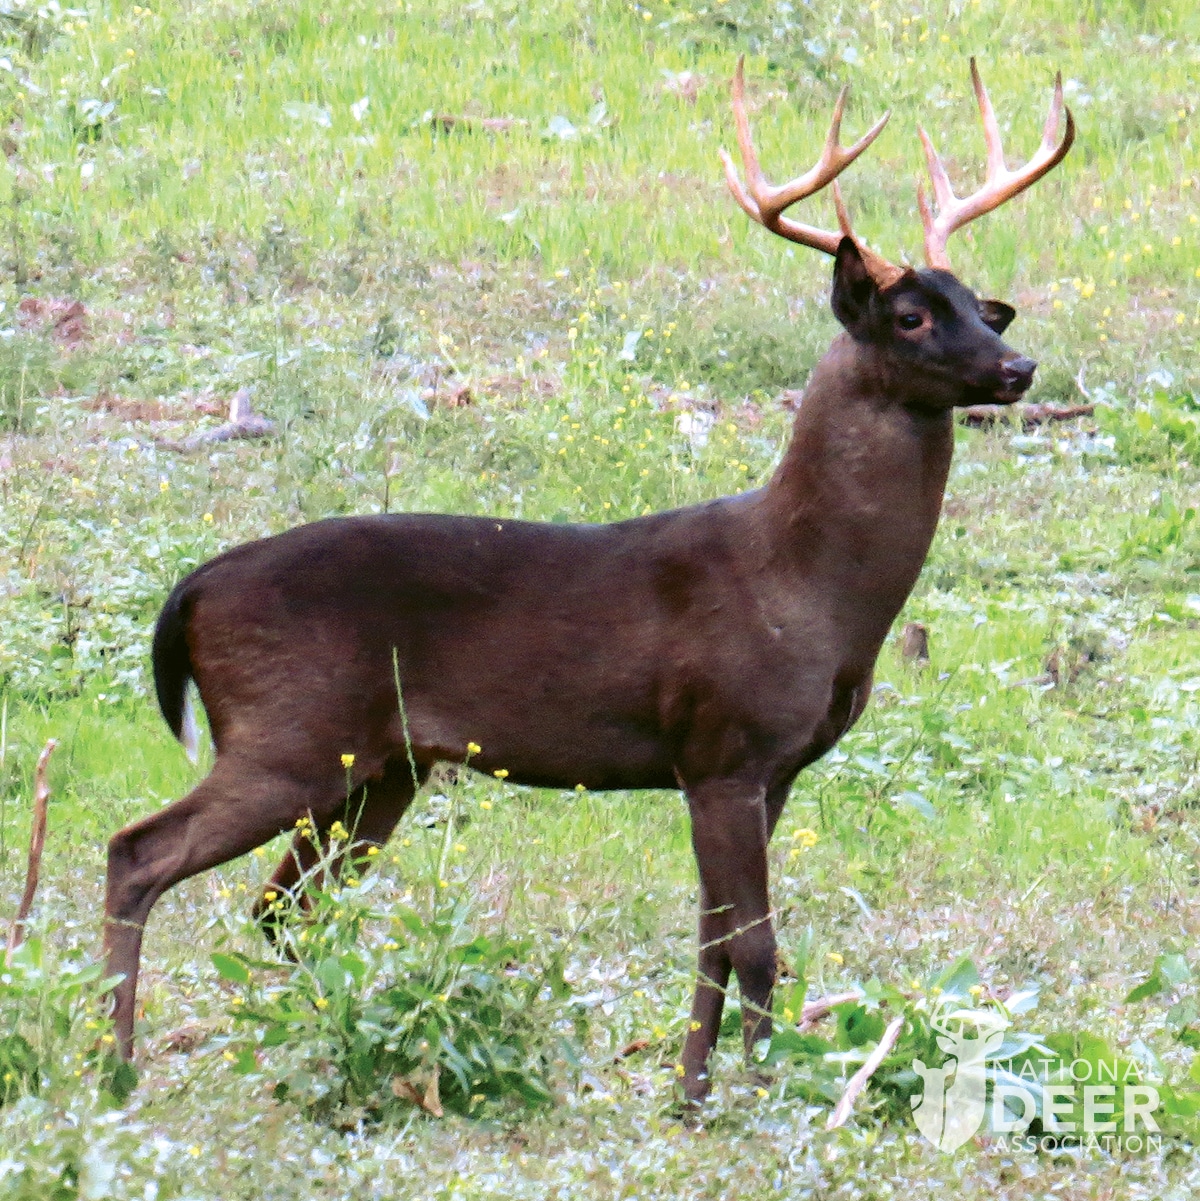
[959,402,1094,430]
[392,1066,444,1117]
[797,990,865,1032]
[153,387,277,454]
[5,738,57,967]
[825,1014,905,1131]
[429,114,526,133]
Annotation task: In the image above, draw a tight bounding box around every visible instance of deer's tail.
[152,577,200,763]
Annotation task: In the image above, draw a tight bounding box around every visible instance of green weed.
[214,826,584,1121]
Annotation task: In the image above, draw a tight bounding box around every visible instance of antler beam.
[918,58,1075,270]
[720,57,902,286]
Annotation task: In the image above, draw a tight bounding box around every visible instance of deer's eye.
[897,312,924,331]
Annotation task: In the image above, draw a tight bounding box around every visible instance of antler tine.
[721,55,769,214]
[721,55,892,262]
[920,58,1075,270]
[832,181,854,239]
[916,125,956,216]
[970,57,1006,182]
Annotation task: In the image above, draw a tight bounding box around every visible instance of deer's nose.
[1000,356,1037,392]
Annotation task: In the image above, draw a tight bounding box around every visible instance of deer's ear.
[979,299,1016,334]
[830,237,876,333]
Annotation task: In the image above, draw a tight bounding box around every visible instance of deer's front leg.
[680,780,775,1106]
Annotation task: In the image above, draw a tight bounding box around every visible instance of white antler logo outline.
[911,1001,1008,1152]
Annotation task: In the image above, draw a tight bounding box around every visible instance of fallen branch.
[392,1066,444,1117]
[797,990,864,1032]
[5,738,57,967]
[615,1037,651,1060]
[154,388,276,453]
[825,1014,905,1131]
[430,114,526,134]
[960,402,1094,430]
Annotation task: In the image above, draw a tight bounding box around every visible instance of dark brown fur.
[104,240,1038,1101]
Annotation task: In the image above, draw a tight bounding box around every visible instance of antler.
[918,58,1075,270]
[720,56,903,288]
[929,1005,960,1038]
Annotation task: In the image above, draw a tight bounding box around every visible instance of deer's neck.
[760,333,955,628]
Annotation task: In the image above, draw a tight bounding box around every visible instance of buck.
[104,59,1072,1103]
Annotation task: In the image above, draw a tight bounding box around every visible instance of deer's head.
[722,58,1074,411]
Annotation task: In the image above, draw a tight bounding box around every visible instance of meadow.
[0,0,1198,1196]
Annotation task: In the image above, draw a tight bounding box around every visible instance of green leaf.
[777,979,808,1023]
[892,791,936,820]
[315,957,347,992]
[232,1048,258,1075]
[1160,1086,1200,1120]
[1159,953,1192,987]
[211,952,251,986]
[760,1027,834,1066]
[1125,952,1191,1003]
[1125,973,1165,1003]
[100,1058,139,1105]
[339,951,367,987]
[930,955,979,998]
[838,1004,885,1049]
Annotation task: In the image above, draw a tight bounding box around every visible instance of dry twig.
[154,388,276,453]
[797,990,864,1032]
[825,1014,905,1131]
[960,402,1094,430]
[5,738,57,966]
[392,1067,444,1117]
[430,114,526,134]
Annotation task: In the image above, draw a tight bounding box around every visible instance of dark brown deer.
[104,59,1072,1102]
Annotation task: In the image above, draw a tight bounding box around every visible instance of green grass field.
[0,0,1198,1196]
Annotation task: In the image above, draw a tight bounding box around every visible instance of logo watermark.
[910,1004,1163,1155]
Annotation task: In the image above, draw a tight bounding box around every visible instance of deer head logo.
[911,1003,1008,1152]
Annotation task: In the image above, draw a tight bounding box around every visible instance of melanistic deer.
[104,59,1072,1103]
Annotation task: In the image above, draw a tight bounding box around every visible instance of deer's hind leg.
[254,757,428,945]
[104,752,352,1059]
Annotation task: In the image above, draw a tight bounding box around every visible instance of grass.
[0,0,1198,1196]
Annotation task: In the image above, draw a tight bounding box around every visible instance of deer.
[103,58,1072,1105]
